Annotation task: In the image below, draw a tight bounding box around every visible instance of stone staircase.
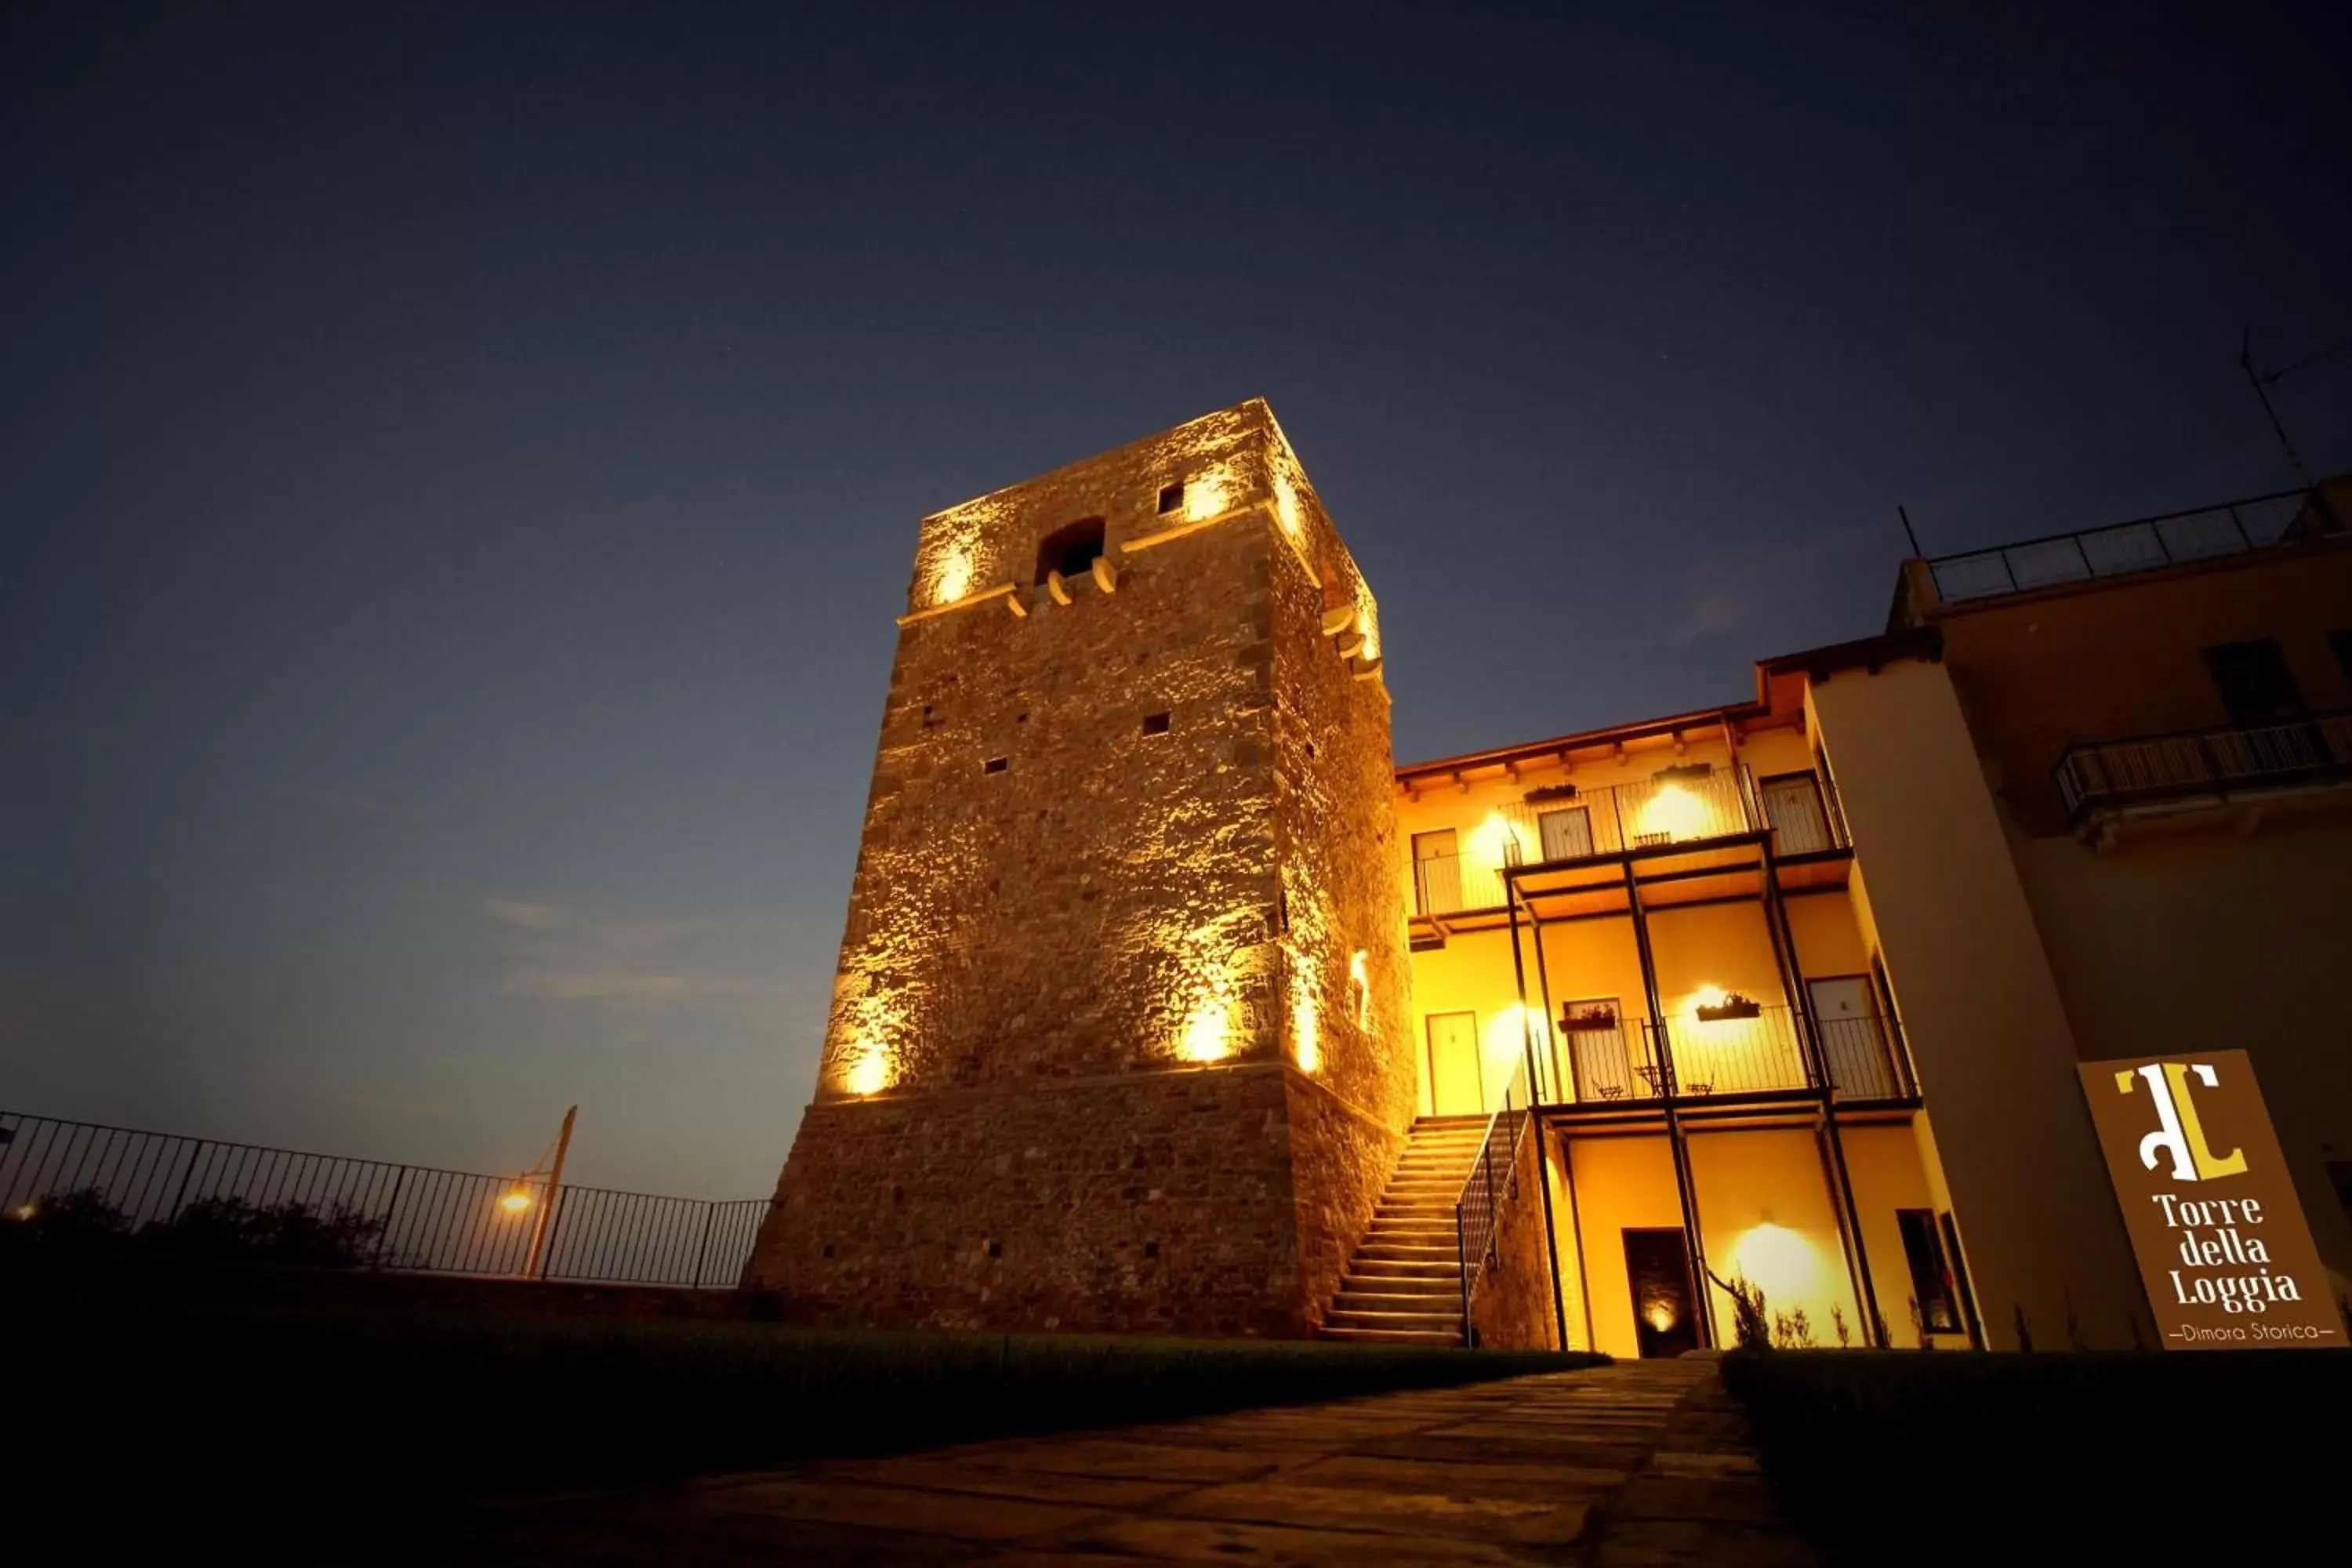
[1316,1115,1490,1346]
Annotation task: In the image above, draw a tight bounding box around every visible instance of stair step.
[1325,1308,1465,1333]
[1340,1279,1457,1295]
[1316,1325,1465,1346]
[1355,1247,1461,1267]
[1335,1290,1460,1312]
[1350,1261,1463,1283]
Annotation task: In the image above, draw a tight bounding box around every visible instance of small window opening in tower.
[984,756,1008,775]
[1034,517,1107,586]
[1142,711,1171,736]
[1156,482,1184,514]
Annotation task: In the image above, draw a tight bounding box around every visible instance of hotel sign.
[2080,1051,2341,1350]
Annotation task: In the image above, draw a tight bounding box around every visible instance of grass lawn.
[2,1250,1593,1555]
[1722,1348,2349,1563]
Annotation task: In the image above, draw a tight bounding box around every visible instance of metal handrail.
[1925,489,2305,604]
[1453,1059,1530,1344]
[2054,710,2352,822]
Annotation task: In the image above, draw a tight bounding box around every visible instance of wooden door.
[1426,1011,1483,1116]
[1537,806,1592,862]
[1807,975,1893,1098]
[1760,773,1833,854]
[1412,829,1461,916]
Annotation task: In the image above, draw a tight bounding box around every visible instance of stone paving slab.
[398,1356,1817,1563]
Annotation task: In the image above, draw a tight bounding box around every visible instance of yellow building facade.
[1392,480,2352,1356]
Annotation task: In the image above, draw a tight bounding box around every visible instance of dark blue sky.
[5,4,2346,1195]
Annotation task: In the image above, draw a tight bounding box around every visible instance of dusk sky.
[5,4,2347,1196]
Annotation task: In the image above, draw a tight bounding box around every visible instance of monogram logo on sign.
[2115,1062,2246,1182]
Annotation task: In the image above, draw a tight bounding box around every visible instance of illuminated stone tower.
[746,400,1414,1335]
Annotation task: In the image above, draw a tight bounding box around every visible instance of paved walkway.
[429,1357,1813,1564]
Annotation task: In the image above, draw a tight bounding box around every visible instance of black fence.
[1924,490,2305,603]
[0,1110,770,1288]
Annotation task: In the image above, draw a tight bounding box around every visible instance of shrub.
[1708,1266,1773,1351]
[154,1196,387,1267]
[7,1186,132,1245]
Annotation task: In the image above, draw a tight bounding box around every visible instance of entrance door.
[1426,1011,1483,1116]
[1559,996,1631,1102]
[1807,975,1893,1098]
[1412,829,1461,916]
[1623,1229,1700,1358]
[1537,805,1593,862]
[1760,772,1833,854]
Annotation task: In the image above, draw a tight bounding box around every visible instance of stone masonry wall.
[750,1065,1307,1335]
[1283,1073,1405,1330]
[1468,1120,1563,1350]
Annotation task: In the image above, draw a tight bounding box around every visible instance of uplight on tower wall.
[844,1044,893,1098]
[1183,468,1232,523]
[1180,989,1233,1063]
[1291,981,1320,1074]
[931,547,974,607]
[1272,469,1304,539]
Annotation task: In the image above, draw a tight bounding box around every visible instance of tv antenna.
[2240,325,2352,488]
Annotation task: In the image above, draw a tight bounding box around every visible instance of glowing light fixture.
[1469,810,1531,870]
[499,1189,534,1216]
[1272,471,1304,539]
[12,1200,38,1221]
[1642,1298,1680,1333]
[1729,1221,1827,1308]
[1639,782,1707,841]
[1180,998,1232,1063]
[1693,984,1728,1013]
[1183,470,1231,523]
[931,547,974,607]
[1348,950,1370,1029]
[845,1045,892,1098]
[1292,986,1320,1074]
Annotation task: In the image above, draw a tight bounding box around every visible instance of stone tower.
[746,400,1414,1336]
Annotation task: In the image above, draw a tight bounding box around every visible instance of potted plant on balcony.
[1562,1003,1618,1032]
[1694,990,1762,1022]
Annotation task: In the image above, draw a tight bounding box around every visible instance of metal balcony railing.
[1411,765,1841,918]
[1924,491,2305,604]
[2054,711,2352,824]
[1544,1006,1909,1105]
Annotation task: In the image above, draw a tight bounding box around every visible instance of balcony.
[2053,711,2352,831]
[1409,766,1846,919]
[1540,1005,1911,1106]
